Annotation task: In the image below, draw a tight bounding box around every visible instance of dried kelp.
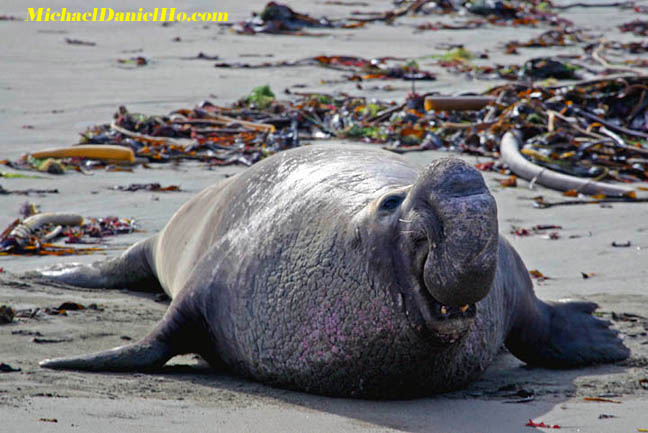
[0,210,137,256]
[5,73,647,198]
[619,19,648,36]
[235,1,364,35]
[214,55,436,81]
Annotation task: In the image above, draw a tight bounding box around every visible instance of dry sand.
[1,0,648,431]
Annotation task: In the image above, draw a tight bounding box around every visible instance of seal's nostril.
[435,165,487,198]
[419,159,488,199]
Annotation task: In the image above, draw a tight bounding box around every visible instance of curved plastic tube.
[500,132,636,197]
[9,213,83,247]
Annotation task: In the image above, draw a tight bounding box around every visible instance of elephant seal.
[36,144,629,398]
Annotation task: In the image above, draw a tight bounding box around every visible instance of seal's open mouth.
[433,302,476,319]
[405,262,477,344]
[393,221,478,342]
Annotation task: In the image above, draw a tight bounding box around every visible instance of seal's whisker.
[399,219,413,223]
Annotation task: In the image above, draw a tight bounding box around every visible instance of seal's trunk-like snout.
[411,159,498,307]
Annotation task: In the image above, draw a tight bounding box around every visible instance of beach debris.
[38,418,58,423]
[21,202,39,218]
[4,73,646,198]
[518,57,581,80]
[504,395,535,403]
[511,224,562,238]
[581,271,595,279]
[117,56,148,67]
[14,302,100,320]
[324,1,369,5]
[598,413,616,419]
[214,55,436,81]
[0,185,59,195]
[501,133,638,198]
[424,96,494,111]
[11,330,43,336]
[513,227,532,236]
[532,196,648,209]
[111,183,180,192]
[33,337,73,344]
[529,269,550,281]
[501,386,535,403]
[619,19,648,36]
[0,363,21,373]
[312,56,436,81]
[497,175,518,187]
[30,145,135,164]
[526,419,560,428]
[7,145,137,174]
[610,311,647,322]
[235,1,363,35]
[584,396,622,403]
[182,52,220,60]
[246,85,276,109]
[64,38,96,46]
[0,171,44,179]
[56,302,86,312]
[640,378,648,390]
[0,208,136,256]
[0,212,84,251]
[415,19,486,32]
[612,241,632,247]
[0,305,15,324]
[350,0,570,26]
[506,27,589,55]
[349,0,587,28]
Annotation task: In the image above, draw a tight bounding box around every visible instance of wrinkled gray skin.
[35,144,629,398]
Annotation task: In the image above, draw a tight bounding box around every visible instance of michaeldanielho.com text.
[26,8,229,22]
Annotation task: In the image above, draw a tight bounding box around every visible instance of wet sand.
[1,0,648,431]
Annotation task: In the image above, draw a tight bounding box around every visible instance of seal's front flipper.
[497,239,629,368]
[26,237,161,292]
[506,298,630,368]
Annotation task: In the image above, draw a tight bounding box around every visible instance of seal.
[36,144,629,398]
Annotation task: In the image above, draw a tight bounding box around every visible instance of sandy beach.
[1,0,648,431]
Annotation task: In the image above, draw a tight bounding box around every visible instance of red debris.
[526,419,561,428]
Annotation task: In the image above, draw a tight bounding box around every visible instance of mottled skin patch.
[34,144,629,398]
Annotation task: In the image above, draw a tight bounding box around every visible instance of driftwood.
[424,96,495,111]
[500,132,636,197]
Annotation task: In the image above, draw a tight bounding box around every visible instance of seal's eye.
[380,195,404,211]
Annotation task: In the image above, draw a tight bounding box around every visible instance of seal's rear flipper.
[505,299,630,368]
[40,289,214,372]
[40,338,172,371]
[26,237,161,292]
